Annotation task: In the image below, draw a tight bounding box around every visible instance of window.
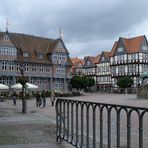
[118,47,123,52]
[23,52,29,57]
[142,46,148,51]
[4,35,9,41]
[46,66,51,73]
[25,63,29,72]
[38,54,43,58]
[32,64,37,72]
[2,62,7,70]
[39,65,44,72]
[9,62,14,71]
[87,61,90,66]
[15,63,19,71]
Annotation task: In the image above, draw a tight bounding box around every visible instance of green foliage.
[17,76,29,86]
[70,76,82,89]
[70,76,95,90]
[87,77,95,88]
[117,76,133,88]
[80,76,88,89]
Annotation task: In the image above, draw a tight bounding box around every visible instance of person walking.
[12,92,17,106]
[50,90,55,106]
[35,91,40,107]
[41,90,46,107]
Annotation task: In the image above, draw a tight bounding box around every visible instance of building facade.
[0,31,72,93]
[71,57,84,76]
[73,35,148,92]
[96,51,111,92]
[110,35,148,88]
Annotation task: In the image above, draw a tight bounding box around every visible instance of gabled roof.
[71,57,84,68]
[110,35,145,57]
[0,31,71,65]
[121,35,145,53]
[110,41,118,57]
[98,51,110,63]
[83,54,100,68]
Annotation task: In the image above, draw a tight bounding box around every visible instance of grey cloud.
[0,0,148,57]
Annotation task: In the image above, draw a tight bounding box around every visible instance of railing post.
[93,105,96,148]
[71,102,74,143]
[117,109,121,148]
[127,111,131,148]
[76,102,79,146]
[139,113,144,148]
[100,106,103,148]
[86,104,90,148]
[63,101,66,139]
[81,103,84,147]
[67,101,69,141]
[108,107,111,148]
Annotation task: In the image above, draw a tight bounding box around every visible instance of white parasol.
[11,83,38,89]
[0,84,9,89]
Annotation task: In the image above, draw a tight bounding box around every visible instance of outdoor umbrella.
[11,83,22,89]
[11,83,38,89]
[26,83,38,89]
[0,84,9,89]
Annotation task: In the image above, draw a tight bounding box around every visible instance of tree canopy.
[117,76,133,88]
[70,76,95,90]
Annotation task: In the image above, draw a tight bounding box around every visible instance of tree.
[80,76,88,89]
[70,76,81,90]
[117,76,133,93]
[87,77,95,89]
[17,76,29,113]
[70,76,95,91]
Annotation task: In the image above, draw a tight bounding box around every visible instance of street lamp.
[19,63,27,113]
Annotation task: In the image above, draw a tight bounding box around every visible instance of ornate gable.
[0,32,16,48]
[114,38,127,55]
[139,36,148,53]
[83,57,94,68]
[53,40,67,53]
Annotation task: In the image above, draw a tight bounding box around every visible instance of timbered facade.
[83,55,100,82]
[110,35,148,88]
[96,51,111,91]
[0,30,72,92]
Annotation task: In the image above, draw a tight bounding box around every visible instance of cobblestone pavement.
[0,97,74,148]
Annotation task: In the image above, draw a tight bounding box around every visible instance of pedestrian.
[39,91,42,107]
[35,91,40,107]
[50,90,55,106]
[41,90,46,107]
[12,92,17,106]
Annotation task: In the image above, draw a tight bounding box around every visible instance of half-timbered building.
[110,35,148,88]
[96,51,111,92]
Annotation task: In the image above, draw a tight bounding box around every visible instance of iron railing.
[56,98,148,148]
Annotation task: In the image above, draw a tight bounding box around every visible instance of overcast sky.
[0,0,148,58]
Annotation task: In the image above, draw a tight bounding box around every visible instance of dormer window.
[23,52,29,57]
[38,54,43,58]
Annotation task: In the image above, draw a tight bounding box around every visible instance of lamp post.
[20,64,27,113]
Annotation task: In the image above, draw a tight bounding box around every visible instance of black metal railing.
[56,99,148,148]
